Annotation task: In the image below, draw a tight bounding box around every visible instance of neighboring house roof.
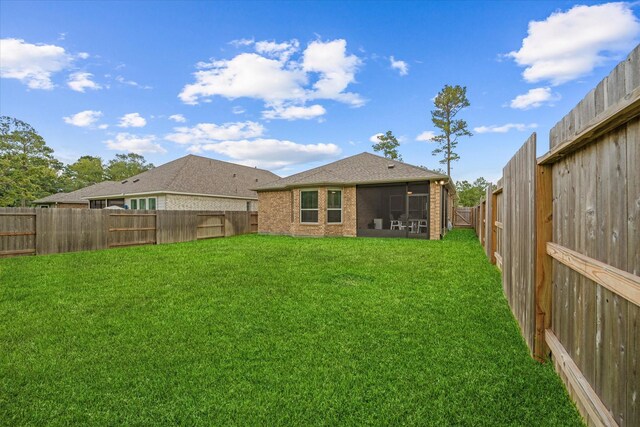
[255,152,455,192]
[33,181,118,204]
[84,154,280,200]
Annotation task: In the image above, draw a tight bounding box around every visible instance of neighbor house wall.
[38,203,89,209]
[164,194,256,211]
[125,194,166,210]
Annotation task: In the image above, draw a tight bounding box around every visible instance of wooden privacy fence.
[470,45,639,427]
[0,209,258,257]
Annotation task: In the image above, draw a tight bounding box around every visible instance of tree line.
[0,116,154,207]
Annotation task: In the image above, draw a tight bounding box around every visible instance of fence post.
[534,163,553,361]
[490,189,497,265]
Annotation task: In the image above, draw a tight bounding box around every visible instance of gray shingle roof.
[255,152,451,191]
[33,181,118,204]
[85,155,280,199]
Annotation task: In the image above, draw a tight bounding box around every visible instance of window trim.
[130,199,137,210]
[326,188,343,224]
[139,198,147,210]
[300,189,319,224]
[148,197,157,210]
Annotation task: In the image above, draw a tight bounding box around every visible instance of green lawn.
[1,230,582,426]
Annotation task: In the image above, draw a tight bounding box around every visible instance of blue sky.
[1,1,639,183]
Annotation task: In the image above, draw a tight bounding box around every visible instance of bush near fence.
[0,208,258,257]
[469,45,639,427]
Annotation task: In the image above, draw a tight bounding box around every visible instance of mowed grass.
[1,230,582,426]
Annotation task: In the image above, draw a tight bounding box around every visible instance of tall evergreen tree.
[429,85,472,176]
[372,130,402,161]
[0,116,63,206]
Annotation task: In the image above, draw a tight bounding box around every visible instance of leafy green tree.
[105,153,154,181]
[0,116,63,206]
[63,155,105,190]
[429,85,472,176]
[372,131,402,161]
[455,177,490,207]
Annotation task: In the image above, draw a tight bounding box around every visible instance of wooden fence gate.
[454,207,473,228]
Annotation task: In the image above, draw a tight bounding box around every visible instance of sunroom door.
[407,194,429,238]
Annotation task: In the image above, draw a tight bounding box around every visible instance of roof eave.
[84,190,258,201]
[255,175,451,192]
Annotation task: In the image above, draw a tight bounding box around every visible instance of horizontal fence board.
[546,330,619,427]
[547,242,640,307]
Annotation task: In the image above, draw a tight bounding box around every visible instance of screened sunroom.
[356,181,430,238]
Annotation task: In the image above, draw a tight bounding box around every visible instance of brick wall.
[164,194,254,211]
[429,182,442,240]
[258,186,356,237]
[257,190,293,235]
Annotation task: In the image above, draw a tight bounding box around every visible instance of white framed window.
[300,190,319,223]
[139,198,147,210]
[148,197,157,210]
[327,189,342,223]
[130,199,137,210]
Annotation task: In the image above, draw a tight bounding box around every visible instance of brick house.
[255,152,456,240]
[35,155,279,211]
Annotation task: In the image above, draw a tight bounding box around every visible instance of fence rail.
[0,209,257,257]
[467,45,639,427]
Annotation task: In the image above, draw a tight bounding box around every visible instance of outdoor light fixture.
[439,180,445,185]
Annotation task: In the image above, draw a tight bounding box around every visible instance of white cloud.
[0,38,72,89]
[369,133,383,143]
[232,106,246,114]
[302,39,364,106]
[115,75,152,89]
[474,123,538,134]
[168,114,186,123]
[63,110,103,127]
[179,53,307,104]
[77,52,90,59]
[509,87,560,110]
[67,72,102,92]
[229,38,255,48]
[255,39,299,62]
[98,124,109,130]
[508,3,640,85]
[262,104,326,120]
[105,133,166,154]
[390,56,409,76]
[118,113,147,128]
[416,131,436,142]
[195,138,341,170]
[165,121,265,146]
[179,38,364,115]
